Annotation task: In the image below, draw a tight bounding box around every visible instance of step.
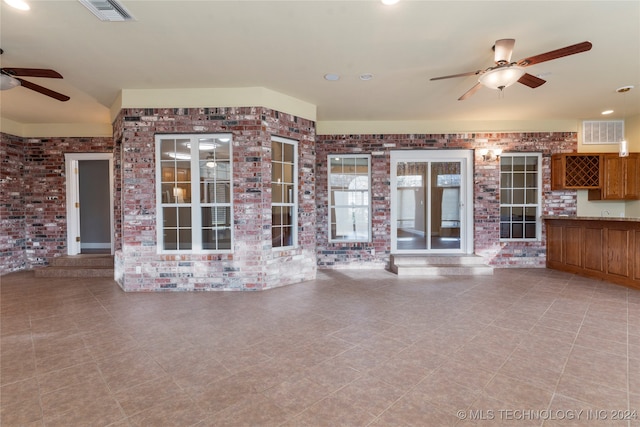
[393,264,494,276]
[50,255,114,268]
[390,254,488,266]
[34,255,114,278]
[34,266,114,278]
[390,254,493,276]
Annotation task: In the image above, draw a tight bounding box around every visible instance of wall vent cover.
[78,0,135,21]
[583,120,624,145]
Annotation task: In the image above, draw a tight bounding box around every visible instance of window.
[328,155,371,242]
[499,153,542,240]
[271,137,297,248]
[156,134,232,252]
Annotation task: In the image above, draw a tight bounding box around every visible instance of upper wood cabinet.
[552,152,639,200]
[550,153,601,190]
[588,153,640,200]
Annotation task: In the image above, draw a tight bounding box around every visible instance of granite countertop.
[542,216,640,222]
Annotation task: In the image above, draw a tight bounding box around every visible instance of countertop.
[542,216,640,223]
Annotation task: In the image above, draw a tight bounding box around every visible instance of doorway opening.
[391,150,473,254]
[65,153,114,255]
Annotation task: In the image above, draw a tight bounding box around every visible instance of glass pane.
[353,207,369,240]
[164,230,177,250]
[272,183,283,203]
[513,173,525,187]
[217,229,232,250]
[396,162,427,250]
[281,226,293,247]
[283,143,294,163]
[272,227,282,247]
[513,189,525,204]
[500,223,510,239]
[161,139,175,157]
[526,189,538,204]
[525,207,537,221]
[526,156,538,171]
[272,207,282,225]
[500,207,511,221]
[330,157,342,171]
[511,207,523,221]
[272,141,282,162]
[512,223,523,238]
[526,173,538,188]
[500,156,512,171]
[163,207,177,227]
[500,173,512,187]
[512,157,526,171]
[283,184,294,204]
[500,189,511,204]
[525,223,537,238]
[161,184,176,203]
[333,207,353,238]
[281,206,293,226]
[178,207,191,227]
[178,229,192,250]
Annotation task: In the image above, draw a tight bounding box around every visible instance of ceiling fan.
[431,39,592,100]
[0,49,70,101]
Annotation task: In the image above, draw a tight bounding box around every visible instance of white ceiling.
[1,0,639,132]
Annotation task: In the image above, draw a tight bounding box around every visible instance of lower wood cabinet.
[545,217,640,289]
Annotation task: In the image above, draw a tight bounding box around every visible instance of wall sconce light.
[619,139,629,158]
[479,148,502,162]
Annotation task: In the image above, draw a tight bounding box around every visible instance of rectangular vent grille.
[583,120,624,145]
[78,0,135,21]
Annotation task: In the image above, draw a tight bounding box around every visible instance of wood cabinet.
[545,217,640,290]
[550,153,601,190]
[551,152,640,200]
[588,153,640,200]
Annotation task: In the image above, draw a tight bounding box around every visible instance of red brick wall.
[113,107,316,291]
[315,132,578,268]
[0,133,116,274]
[0,133,27,273]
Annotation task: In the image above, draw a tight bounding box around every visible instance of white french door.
[390,150,473,254]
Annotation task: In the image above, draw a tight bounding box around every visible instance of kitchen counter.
[544,217,639,289]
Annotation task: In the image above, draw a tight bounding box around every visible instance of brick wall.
[315,132,578,268]
[113,107,316,291]
[0,133,116,274]
[0,133,26,273]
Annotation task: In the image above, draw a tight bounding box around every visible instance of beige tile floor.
[1,268,639,426]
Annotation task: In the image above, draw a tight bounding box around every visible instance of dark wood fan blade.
[458,82,483,100]
[494,38,515,64]
[517,41,592,67]
[16,78,70,102]
[430,70,482,81]
[1,67,63,78]
[518,73,546,88]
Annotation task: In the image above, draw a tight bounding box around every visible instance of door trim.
[390,149,474,254]
[64,153,114,255]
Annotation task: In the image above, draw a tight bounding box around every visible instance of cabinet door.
[603,154,640,200]
[602,156,624,199]
[550,155,564,190]
[624,155,640,198]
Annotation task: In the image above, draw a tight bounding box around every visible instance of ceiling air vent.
[582,120,624,145]
[78,0,135,21]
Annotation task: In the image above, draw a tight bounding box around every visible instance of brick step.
[34,255,114,278]
[34,266,114,278]
[50,255,114,268]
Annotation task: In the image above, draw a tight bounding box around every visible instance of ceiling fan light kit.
[0,73,21,90]
[431,39,592,100]
[478,66,526,91]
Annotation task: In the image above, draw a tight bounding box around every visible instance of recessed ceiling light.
[601,110,614,115]
[3,0,30,10]
[381,0,400,5]
[324,73,340,81]
[359,73,374,81]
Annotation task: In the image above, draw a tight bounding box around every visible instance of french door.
[390,150,473,254]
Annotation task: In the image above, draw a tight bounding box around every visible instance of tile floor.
[1,268,639,426]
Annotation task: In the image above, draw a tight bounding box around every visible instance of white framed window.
[156,134,233,252]
[271,136,297,249]
[328,155,371,242]
[499,153,542,241]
